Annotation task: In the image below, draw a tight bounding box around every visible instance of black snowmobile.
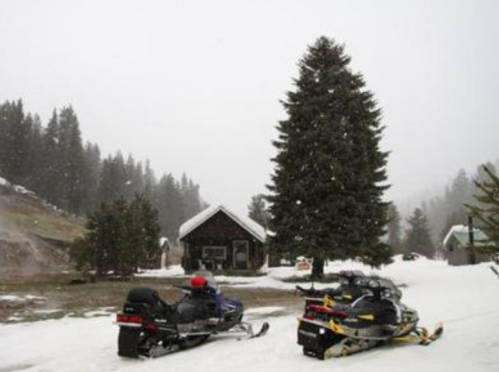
[295,270,402,310]
[117,272,269,358]
[297,278,443,360]
[295,271,368,309]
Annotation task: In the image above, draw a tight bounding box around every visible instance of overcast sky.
[1,0,498,216]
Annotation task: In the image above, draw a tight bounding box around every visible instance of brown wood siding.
[180,211,264,272]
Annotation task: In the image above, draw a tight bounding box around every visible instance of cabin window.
[202,246,227,260]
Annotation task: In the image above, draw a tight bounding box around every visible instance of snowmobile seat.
[125,286,171,316]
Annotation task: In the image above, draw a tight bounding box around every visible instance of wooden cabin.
[179,205,266,273]
[443,225,492,265]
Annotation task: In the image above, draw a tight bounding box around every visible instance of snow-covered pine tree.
[268,37,391,276]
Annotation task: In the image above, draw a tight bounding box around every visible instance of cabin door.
[233,240,249,270]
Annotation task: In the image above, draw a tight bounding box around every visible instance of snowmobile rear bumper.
[118,327,141,358]
[298,318,342,360]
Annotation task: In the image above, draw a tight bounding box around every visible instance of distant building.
[178,205,266,273]
[443,225,492,265]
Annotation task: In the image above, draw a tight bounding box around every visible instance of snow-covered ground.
[0,294,46,303]
[1,258,499,372]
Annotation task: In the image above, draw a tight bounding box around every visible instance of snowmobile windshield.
[192,271,219,291]
[377,278,402,300]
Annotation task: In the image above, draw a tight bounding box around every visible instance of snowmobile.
[295,270,368,309]
[297,278,443,360]
[295,270,402,310]
[116,272,269,358]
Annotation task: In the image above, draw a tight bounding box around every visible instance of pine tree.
[72,200,127,276]
[57,106,85,213]
[387,203,403,254]
[157,174,183,241]
[24,114,44,190]
[180,173,204,221]
[98,152,127,203]
[73,195,162,276]
[0,100,29,184]
[405,208,434,258]
[248,194,270,229]
[267,37,391,275]
[465,165,499,253]
[143,160,156,202]
[132,194,162,269]
[79,142,101,214]
[124,154,138,201]
[40,110,62,205]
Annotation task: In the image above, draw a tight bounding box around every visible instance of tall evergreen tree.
[387,203,403,254]
[180,172,203,221]
[132,194,162,269]
[157,174,183,241]
[405,208,434,258]
[0,100,29,183]
[143,160,156,202]
[80,142,102,214]
[40,110,62,205]
[267,37,391,275]
[99,152,127,203]
[58,106,85,213]
[248,194,271,229]
[24,114,44,190]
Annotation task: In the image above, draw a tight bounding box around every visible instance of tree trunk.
[311,255,325,280]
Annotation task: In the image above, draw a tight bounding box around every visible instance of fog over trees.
[0,99,206,242]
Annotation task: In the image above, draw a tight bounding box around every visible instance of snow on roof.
[178,205,266,243]
[443,224,491,248]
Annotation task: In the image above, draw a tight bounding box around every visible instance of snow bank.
[0,294,45,303]
[245,306,286,315]
[134,256,447,291]
[0,176,8,187]
[0,175,36,196]
[135,265,186,278]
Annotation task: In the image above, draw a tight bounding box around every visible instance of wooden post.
[468,216,476,265]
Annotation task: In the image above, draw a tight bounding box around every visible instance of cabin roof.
[178,205,266,243]
[443,225,491,249]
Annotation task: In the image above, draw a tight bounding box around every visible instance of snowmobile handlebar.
[355,279,394,298]
[295,285,340,297]
[173,285,218,296]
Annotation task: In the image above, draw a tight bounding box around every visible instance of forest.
[0,99,206,242]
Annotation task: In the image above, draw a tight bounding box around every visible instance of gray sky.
[1,0,498,216]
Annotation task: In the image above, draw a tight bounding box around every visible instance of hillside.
[0,177,85,278]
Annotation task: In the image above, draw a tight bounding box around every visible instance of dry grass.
[0,273,301,323]
[0,192,85,242]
